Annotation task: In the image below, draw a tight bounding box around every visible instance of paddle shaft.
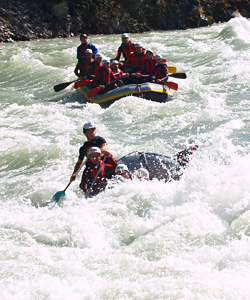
[54,80,77,92]
[90,156,107,190]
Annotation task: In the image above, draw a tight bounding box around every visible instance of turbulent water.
[1,17,250,299]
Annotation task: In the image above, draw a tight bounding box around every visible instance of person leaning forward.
[70,122,108,182]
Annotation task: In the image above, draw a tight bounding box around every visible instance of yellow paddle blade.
[168,66,177,74]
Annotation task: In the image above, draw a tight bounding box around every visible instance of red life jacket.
[88,61,101,83]
[82,160,107,192]
[129,51,146,67]
[112,68,123,79]
[80,57,93,77]
[78,43,89,60]
[99,66,112,85]
[155,63,168,80]
[119,41,134,61]
[143,58,155,76]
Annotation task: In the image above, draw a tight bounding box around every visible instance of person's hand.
[136,73,142,78]
[102,150,111,158]
[99,85,105,89]
[85,188,93,195]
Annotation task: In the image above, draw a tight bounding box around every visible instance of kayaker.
[113,33,134,65]
[70,122,108,183]
[74,49,94,79]
[77,33,98,61]
[80,147,117,197]
[153,54,168,83]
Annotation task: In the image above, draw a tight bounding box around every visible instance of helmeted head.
[138,168,149,180]
[134,43,143,54]
[155,54,162,61]
[115,164,130,179]
[95,52,103,63]
[88,147,101,164]
[88,146,101,156]
[85,48,93,59]
[121,33,129,44]
[146,49,154,59]
[83,122,96,141]
[102,58,110,69]
[83,121,95,132]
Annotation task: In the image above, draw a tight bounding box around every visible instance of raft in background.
[77,82,174,108]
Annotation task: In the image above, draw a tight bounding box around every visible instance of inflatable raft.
[77,82,174,108]
[116,151,182,182]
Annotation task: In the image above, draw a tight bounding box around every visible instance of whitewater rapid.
[0,17,250,299]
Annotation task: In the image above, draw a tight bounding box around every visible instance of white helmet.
[115,164,129,174]
[122,33,129,38]
[102,58,110,64]
[88,147,101,156]
[138,168,149,179]
[83,121,95,132]
[95,53,103,59]
[111,60,119,66]
[155,54,162,60]
[85,49,93,54]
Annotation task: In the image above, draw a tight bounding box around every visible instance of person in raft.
[80,147,117,197]
[70,122,109,183]
[77,33,98,61]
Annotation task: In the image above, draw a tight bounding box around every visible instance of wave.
[218,17,250,49]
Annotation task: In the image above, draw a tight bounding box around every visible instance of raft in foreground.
[117,151,182,181]
[77,82,174,108]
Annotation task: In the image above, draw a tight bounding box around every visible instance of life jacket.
[155,62,168,79]
[99,66,112,85]
[112,68,123,79]
[119,41,134,61]
[80,57,93,77]
[129,51,146,67]
[88,61,101,83]
[143,58,155,76]
[78,43,89,60]
[83,160,107,192]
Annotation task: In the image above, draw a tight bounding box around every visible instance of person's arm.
[113,47,122,61]
[89,44,98,58]
[74,61,81,78]
[70,158,83,182]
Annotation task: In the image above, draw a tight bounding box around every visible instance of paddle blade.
[52,190,66,202]
[168,66,177,74]
[74,79,91,89]
[87,87,101,98]
[165,81,178,91]
[53,81,75,92]
[169,73,187,79]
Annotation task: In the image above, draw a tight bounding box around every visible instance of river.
[1,17,250,299]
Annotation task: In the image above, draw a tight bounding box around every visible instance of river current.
[1,17,250,299]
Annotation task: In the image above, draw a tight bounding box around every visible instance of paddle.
[169,73,187,79]
[165,81,178,91]
[87,76,126,98]
[90,156,107,190]
[168,66,176,73]
[74,79,92,89]
[54,80,77,92]
[52,181,71,202]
